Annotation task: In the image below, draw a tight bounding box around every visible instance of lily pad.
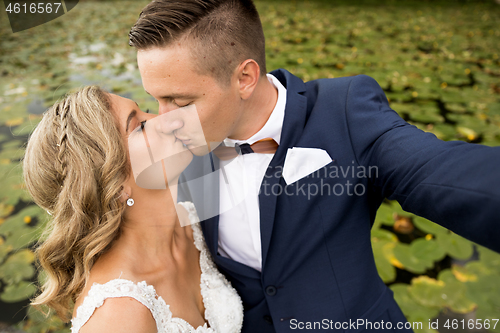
[23,305,71,333]
[394,242,428,273]
[372,237,397,283]
[0,280,37,303]
[0,248,35,284]
[373,202,397,227]
[0,205,47,250]
[0,240,13,264]
[390,283,440,332]
[0,202,15,218]
[408,276,445,308]
[436,232,473,260]
[393,238,445,274]
[438,270,477,314]
[411,238,446,263]
[413,216,448,235]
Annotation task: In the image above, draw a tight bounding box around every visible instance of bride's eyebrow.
[125,110,137,132]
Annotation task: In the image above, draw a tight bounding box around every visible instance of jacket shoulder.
[307,74,378,90]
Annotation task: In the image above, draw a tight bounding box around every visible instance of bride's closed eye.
[130,109,153,134]
[137,110,152,132]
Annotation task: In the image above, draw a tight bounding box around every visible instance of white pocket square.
[282,147,334,185]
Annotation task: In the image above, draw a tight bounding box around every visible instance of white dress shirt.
[218,74,287,272]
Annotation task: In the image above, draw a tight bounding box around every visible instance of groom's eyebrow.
[126,110,137,132]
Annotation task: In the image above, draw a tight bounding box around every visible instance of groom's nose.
[158,118,184,134]
[157,103,185,132]
[159,102,180,115]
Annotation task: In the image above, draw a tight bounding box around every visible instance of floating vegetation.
[0,0,499,331]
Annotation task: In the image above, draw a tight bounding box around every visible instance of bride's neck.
[110,183,187,267]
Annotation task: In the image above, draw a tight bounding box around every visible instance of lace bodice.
[71,202,243,333]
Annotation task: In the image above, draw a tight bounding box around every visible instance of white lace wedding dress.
[71,202,243,333]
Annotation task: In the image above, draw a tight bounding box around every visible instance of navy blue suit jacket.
[179,69,500,332]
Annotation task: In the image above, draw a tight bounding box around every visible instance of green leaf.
[413,216,448,236]
[371,228,398,242]
[0,281,37,303]
[476,246,500,274]
[0,240,13,264]
[0,164,32,205]
[23,305,69,333]
[438,270,477,314]
[408,276,445,308]
[394,243,426,273]
[391,283,440,332]
[0,249,35,284]
[436,232,473,260]
[411,238,446,263]
[0,205,47,250]
[0,202,15,218]
[373,202,396,227]
[451,264,479,283]
[372,238,397,283]
[393,240,444,274]
[409,107,444,124]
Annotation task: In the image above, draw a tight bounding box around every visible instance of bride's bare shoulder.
[73,257,133,308]
[78,296,157,333]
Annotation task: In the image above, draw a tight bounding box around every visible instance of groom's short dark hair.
[129,0,266,85]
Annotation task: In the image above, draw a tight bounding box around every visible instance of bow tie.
[213,138,279,161]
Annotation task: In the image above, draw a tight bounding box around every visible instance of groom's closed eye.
[144,90,196,107]
[173,100,193,108]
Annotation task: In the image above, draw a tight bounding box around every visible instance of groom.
[129,0,500,332]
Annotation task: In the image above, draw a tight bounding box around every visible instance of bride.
[23,86,243,332]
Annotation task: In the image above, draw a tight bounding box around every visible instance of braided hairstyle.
[23,86,130,320]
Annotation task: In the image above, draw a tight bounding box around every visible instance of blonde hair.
[23,86,130,320]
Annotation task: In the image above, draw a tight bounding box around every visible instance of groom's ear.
[237,59,260,100]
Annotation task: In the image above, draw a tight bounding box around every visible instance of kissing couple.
[23,1,500,332]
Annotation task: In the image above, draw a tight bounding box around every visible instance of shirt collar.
[224,73,287,147]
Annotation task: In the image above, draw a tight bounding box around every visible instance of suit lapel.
[195,151,220,257]
[259,69,308,269]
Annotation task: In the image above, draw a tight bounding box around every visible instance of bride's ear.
[119,185,133,203]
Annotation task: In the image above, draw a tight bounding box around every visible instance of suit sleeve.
[345,74,500,253]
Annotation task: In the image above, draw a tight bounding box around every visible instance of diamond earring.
[123,192,134,206]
